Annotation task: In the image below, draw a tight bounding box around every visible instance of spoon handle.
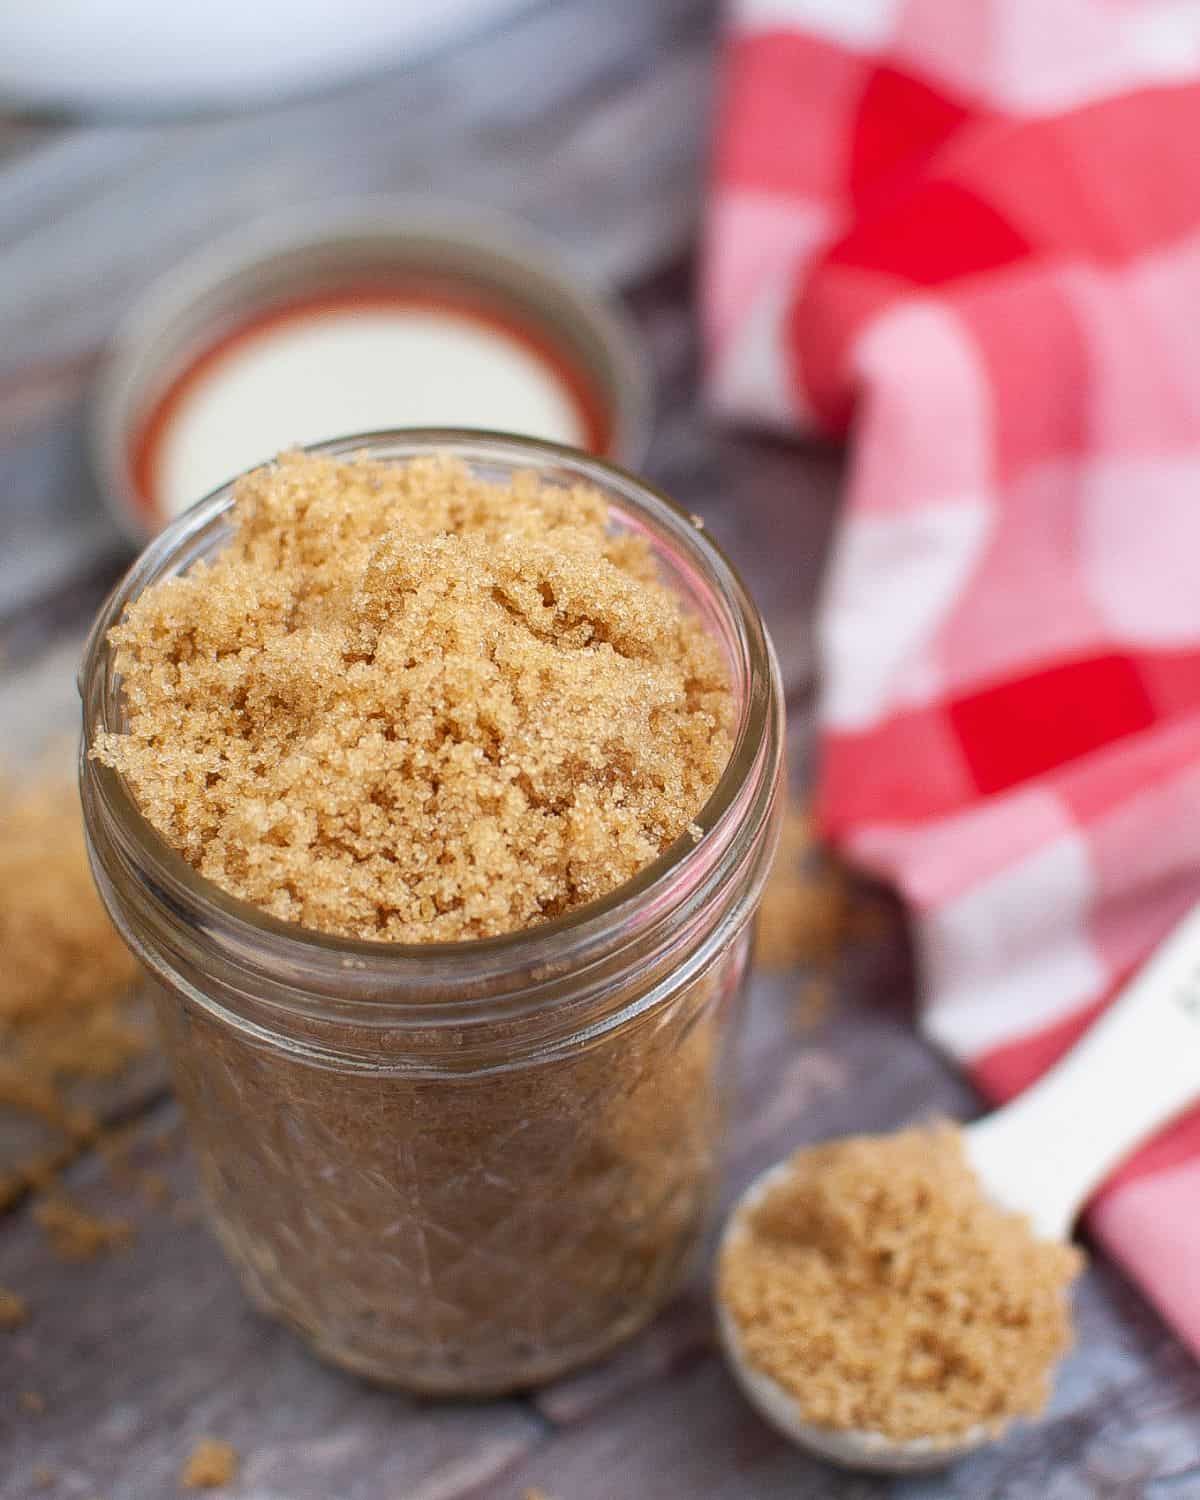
[964,899,1200,1242]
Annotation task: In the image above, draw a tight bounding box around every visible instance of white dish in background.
[718,898,1200,1472]
[151,303,589,521]
[0,0,536,115]
[91,201,653,540]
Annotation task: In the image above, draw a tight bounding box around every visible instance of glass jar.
[79,431,784,1395]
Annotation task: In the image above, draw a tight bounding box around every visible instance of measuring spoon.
[718,898,1200,1471]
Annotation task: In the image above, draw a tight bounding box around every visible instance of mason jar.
[79,431,784,1395]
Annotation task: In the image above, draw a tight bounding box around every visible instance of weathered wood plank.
[0,1104,545,1500]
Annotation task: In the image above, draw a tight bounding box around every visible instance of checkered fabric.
[706,0,1200,1350]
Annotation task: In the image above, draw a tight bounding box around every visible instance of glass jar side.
[152,925,753,1393]
[80,431,785,1391]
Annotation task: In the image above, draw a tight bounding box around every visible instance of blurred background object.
[706,0,1200,1364]
[93,203,651,539]
[0,0,537,114]
[2,0,711,621]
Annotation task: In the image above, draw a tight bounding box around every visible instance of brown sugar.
[96,1125,174,1209]
[180,1438,239,1490]
[32,1194,133,1262]
[0,770,140,1034]
[93,452,733,942]
[0,1285,27,1328]
[719,1123,1083,1443]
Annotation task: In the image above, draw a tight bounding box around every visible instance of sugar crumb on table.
[32,1194,133,1262]
[0,1284,28,1327]
[180,1437,239,1489]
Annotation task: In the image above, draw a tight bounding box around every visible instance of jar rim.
[80,428,783,1005]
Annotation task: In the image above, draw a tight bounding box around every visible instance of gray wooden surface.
[2,3,1199,1496]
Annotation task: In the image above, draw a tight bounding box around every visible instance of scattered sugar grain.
[33,1194,133,1262]
[181,1438,239,1490]
[0,1151,64,1214]
[92,452,737,1384]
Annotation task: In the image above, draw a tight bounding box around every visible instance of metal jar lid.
[91,200,654,540]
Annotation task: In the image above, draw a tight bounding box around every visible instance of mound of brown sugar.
[0,771,141,1055]
[0,768,147,1211]
[719,1123,1082,1443]
[93,453,733,942]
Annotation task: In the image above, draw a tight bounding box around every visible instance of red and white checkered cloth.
[705,0,1200,1351]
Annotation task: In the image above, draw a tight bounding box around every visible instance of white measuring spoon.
[718,898,1200,1472]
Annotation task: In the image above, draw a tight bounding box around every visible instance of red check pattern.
[706,0,1200,1349]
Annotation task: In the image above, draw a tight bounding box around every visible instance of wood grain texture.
[2,1,1199,1494]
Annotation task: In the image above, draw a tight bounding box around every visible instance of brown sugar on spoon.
[719,1123,1083,1443]
[92,452,733,942]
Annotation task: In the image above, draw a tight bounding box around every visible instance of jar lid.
[91,202,654,539]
